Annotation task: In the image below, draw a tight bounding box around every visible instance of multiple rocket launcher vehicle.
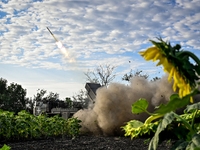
[33,82,101,120]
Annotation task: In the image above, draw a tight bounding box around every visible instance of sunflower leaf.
[154,94,190,115]
[132,99,149,114]
[185,102,200,113]
[155,88,200,115]
[186,134,200,150]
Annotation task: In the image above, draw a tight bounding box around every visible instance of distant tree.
[7,83,28,113]
[0,78,28,114]
[84,70,99,84]
[26,97,34,114]
[65,97,73,108]
[33,89,59,103]
[72,89,90,109]
[45,91,59,102]
[24,89,60,114]
[122,70,133,82]
[0,78,7,94]
[33,89,47,103]
[122,70,149,82]
[84,64,117,87]
[0,78,7,110]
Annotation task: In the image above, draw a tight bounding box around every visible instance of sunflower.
[139,38,200,103]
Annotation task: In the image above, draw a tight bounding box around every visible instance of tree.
[0,78,28,114]
[0,78,7,94]
[25,89,60,114]
[33,89,47,103]
[72,89,90,109]
[65,97,73,108]
[84,64,117,87]
[45,91,59,102]
[0,78,8,109]
[33,89,59,103]
[122,70,149,82]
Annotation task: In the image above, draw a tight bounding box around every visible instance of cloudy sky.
[0,0,200,99]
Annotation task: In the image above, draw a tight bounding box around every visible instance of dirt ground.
[0,135,176,150]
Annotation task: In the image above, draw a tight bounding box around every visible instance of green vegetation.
[122,38,200,150]
[0,144,11,150]
[0,78,28,114]
[122,119,160,139]
[0,109,82,141]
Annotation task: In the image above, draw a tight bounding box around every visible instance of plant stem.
[191,109,198,131]
[177,51,200,66]
[144,114,164,124]
[173,112,196,135]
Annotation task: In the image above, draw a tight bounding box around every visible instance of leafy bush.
[122,120,160,139]
[0,144,11,150]
[0,109,82,140]
[67,117,82,138]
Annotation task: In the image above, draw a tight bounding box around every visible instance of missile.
[46,27,58,42]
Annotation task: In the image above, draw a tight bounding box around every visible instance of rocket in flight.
[46,27,58,42]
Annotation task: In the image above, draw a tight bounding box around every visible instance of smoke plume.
[74,74,177,136]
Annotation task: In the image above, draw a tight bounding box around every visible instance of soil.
[0,135,176,150]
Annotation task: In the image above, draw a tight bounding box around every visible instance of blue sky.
[0,0,200,99]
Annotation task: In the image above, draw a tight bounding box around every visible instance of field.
[0,135,175,150]
[0,109,177,150]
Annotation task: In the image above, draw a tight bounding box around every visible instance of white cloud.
[0,0,200,97]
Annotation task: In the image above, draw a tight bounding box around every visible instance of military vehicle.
[33,83,102,120]
[33,99,82,120]
[85,83,101,103]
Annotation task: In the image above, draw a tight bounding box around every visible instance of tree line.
[0,64,160,115]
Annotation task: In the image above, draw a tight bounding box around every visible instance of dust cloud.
[73,74,177,136]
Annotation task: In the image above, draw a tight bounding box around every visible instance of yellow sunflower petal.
[139,47,157,56]
[182,86,187,97]
[144,49,159,61]
[174,71,182,88]
[190,97,193,103]
[153,53,161,62]
[179,88,183,98]
[163,59,173,73]
[168,67,175,83]
[173,81,177,91]
[156,56,166,66]
[139,51,145,56]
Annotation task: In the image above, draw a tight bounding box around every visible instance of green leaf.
[122,120,159,139]
[0,144,11,150]
[171,140,189,150]
[148,112,175,150]
[128,120,143,128]
[185,102,200,113]
[186,134,200,150]
[132,99,149,114]
[173,125,189,140]
[155,88,200,115]
[155,94,190,115]
[155,103,165,110]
